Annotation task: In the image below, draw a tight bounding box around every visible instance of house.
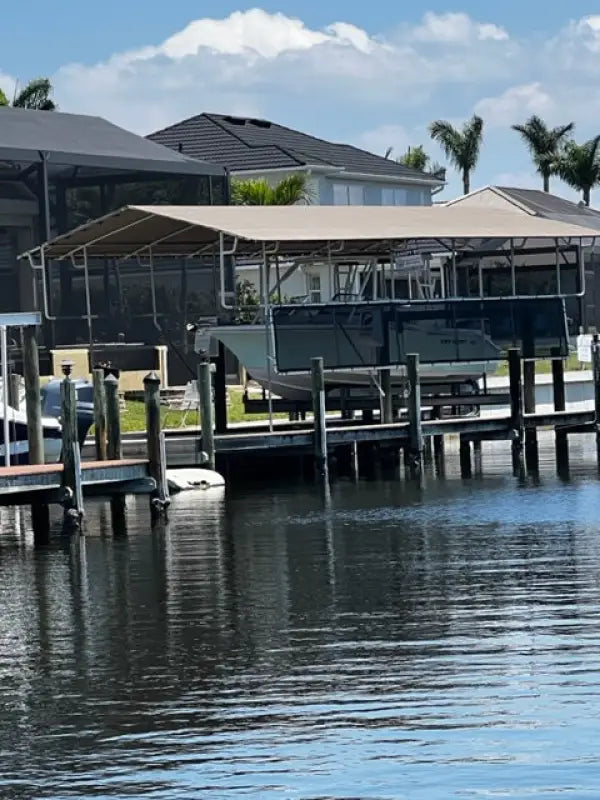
[149,113,444,303]
[445,186,600,333]
[1,107,225,382]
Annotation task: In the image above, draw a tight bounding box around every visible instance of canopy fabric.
[0,107,223,177]
[28,204,598,261]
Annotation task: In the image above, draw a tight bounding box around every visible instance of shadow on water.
[1,432,600,797]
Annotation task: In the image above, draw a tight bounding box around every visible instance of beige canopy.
[24,203,598,261]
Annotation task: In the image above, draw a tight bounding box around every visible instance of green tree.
[512,115,574,193]
[0,77,56,110]
[556,135,600,206]
[231,174,310,205]
[429,115,483,195]
[399,145,429,172]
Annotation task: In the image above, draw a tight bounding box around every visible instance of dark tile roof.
[148,113,440,183]
[0,107,223,176]
[498,186,600,227]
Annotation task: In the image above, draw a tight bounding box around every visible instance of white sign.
[395,253,424,273]
[577,334,593,363]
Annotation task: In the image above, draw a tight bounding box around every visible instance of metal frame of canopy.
[19,205,599,431]
[0,313,41,468]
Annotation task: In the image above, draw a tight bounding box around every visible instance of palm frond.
[0,89,8,107]
[271,173,310,205]
[556,135,600,204]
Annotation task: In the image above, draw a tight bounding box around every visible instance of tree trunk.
[463,171,470,195]
[584,187,591,207]
[543,173,550,193]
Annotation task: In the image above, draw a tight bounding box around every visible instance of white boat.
[0,404,62,464]
[207,318,501,401]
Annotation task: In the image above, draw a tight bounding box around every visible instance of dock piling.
[380,368,393,424]
[144,372,170,517]
[198,360,215,471]
[508,348,524,476]
[551,347,568,474]
[105,374,122,460]
[60,366,83,526]
[311,357,329,482]
[459,435,472,478]
[406,353,423,481]
[23,326,48,542]
[523,359,539,473]
[92,368,107,461]
[8,373,20,410]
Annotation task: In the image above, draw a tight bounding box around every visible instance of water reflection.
[1,434,600,797]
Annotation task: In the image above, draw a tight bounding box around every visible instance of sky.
[4,1,600,200]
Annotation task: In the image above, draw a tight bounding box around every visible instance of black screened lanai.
[0,107,226,369]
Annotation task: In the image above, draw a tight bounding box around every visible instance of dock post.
[432,405,445,474]
[406,353,422,481]
[592,338,600,471]
[311,357,329,482]
[523,358,538,473]
[380,368,393,424]
[508,348,524,476]
[8,373,20,409]
[92,368,107,461]
[198,360,215,471]
[473,439,483,476]
[105,374,122,460]
[214,341,228,434]
[144,372,170,518]
[23,326,49,543]
[60,364,83,528]
[459,435,472,478]
[350,440,359,481]
[551,347,568,475]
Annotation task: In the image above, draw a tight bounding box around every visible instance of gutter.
[232,164,443,188]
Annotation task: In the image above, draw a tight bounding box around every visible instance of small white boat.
[167,468,225,492]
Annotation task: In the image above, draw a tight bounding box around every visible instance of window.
[381,187,410,206]
[332,182,364,205]
[307,274,321,303]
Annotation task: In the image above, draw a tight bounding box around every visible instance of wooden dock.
[0,460,152,505]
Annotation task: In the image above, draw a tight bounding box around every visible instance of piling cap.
[143,371,161,385]
[104,373,119,385]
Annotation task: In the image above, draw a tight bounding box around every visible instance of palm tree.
[512,116,574,193]
[556,136,600,206]
[0,77,56,110]
[429,115,483,195]
[399,145,429,172]
[231,174,310,205]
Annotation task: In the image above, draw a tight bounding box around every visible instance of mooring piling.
[459,435,472,479]
[380,368,393,424]
[311,357,329,482]
[23,325,49,542]
[406,353,423,481]
[551,346,568,474]
[198,360,215,471]
[8,373,20,410]
[523,358,539,473]
[92,368,107,461]
[144,371,170,517]
[60,364,83,526]
[508,348,524,476]
[105,374,121,460]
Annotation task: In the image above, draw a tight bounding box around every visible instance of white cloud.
[413,12,508,44]
[356,125,411,159]
[474,83,555,128]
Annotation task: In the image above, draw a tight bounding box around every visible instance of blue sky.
[4,2,600,200]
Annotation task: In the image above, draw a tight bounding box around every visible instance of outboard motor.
[41,378,95,447]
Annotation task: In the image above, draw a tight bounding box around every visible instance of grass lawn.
[120,388,287,433]
[494,353,582,377]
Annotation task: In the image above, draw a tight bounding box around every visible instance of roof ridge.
[206,114,305,167]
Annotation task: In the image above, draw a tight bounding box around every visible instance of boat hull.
[210,325,495,401]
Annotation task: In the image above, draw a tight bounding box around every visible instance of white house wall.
[236,262,335,303]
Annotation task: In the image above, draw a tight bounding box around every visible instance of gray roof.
[497,186,600,230]
[148,113,442,184]
[0,107,224,176]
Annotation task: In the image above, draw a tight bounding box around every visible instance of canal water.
[2,433,600,799]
